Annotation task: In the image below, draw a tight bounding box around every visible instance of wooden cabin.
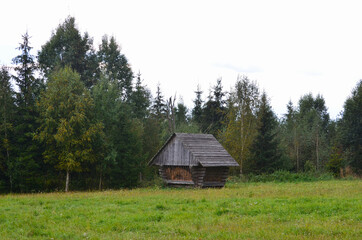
[148,133,239,187]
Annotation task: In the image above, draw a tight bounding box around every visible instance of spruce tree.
[152,83,166,119]
[340,80,362,173]
[12,32,39,107]
[12,32,43,192]
[130,72,151,119]
[98,35,134,101]
[250,93,280,173]
[0,67,16,192]
[213,78,225,107]
[201,78,226,135]
[192,84,203,126]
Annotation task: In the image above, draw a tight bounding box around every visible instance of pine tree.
[250,93,280,173]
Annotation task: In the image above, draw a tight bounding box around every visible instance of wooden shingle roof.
[148,133,239,167]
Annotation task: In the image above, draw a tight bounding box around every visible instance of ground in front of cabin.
[0,180,361,239]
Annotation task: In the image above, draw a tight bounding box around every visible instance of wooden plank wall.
[155,137,194,166]
[191,166,229,188]
[203,167,229,187]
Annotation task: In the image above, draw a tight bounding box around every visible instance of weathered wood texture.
[149,133,239,167]
[203,167,229,187]
[150,133,238,188]
[152,136,195,166]
[191,166,206,187]
[159,166,229,187]
[191,166,229,187]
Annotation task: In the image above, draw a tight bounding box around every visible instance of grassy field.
[0,180,361,239]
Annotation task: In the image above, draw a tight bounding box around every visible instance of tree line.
[0,17,361,192]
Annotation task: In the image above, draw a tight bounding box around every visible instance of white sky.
[2,0,362,119]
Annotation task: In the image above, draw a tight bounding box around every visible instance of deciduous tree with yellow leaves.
[35,67,103,192]
[220,75,260,175]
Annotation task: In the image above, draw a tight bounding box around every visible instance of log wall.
[191,166,206,187]
[159,165,229,188]
[202,167,229,187]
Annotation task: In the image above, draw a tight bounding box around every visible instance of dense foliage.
[0,17,361,192]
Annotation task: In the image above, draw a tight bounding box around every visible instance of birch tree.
[221,75,259,175]
[35,67,103,192]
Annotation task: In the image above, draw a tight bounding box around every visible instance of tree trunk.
[98,170,102,191]
[296,144,299,172]
[294,125,299,172]
[65,169,70,192]
[4,102,12,192]
[166,96,176,134]
[239,165,243,177]
[240,122,244,177]
[9,175,13,193]
[316,132,319,171]
[240,136,244,177]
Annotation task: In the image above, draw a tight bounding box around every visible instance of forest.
[0,16,361,193]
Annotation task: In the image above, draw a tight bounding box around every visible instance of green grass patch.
[0,180,361,239]
[229,170,336,183]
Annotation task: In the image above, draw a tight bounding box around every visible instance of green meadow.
[0,180,361,239]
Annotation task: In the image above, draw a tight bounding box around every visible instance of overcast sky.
[1,0,362,119]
